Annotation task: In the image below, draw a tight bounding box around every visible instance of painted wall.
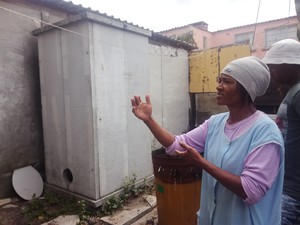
[212,16,298,59]
[162,16,298,59]
[162,26,212,49]
[0,0,70,198]
[149,45,190,143]
[193,27,213,50]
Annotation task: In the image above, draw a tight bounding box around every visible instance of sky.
[66,0,297,32]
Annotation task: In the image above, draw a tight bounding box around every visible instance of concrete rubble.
[0,198,11,207]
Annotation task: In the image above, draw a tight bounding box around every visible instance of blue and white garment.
[198,112,284,225]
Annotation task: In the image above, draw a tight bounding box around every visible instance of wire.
[251,0,262,51]
[0,5,90,38]
[0,4,191,59]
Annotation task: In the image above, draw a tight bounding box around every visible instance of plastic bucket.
[152,148,202,225]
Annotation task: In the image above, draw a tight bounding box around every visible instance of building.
[161,16,298,59]
[162,16,299,125]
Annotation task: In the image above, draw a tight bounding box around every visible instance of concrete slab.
[41,215,80,225]
[131,208,158,225]
[101,195,157,225]
[143,195,156,208]
[0,198,11,207]
[2,204,18,209]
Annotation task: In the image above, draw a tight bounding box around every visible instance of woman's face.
[216,74,242,106]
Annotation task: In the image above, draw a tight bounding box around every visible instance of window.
[265,25,297,48]
[235,32,254,46]
[203,36,207,49]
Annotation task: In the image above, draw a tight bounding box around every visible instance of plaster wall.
[0,0,69,198]
[149,45,190,148]
[211,16,298,58]
[162,16,298,59]
[162,26,212,50]
[0,0,191,200]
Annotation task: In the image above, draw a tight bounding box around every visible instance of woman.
[131,56,284,225]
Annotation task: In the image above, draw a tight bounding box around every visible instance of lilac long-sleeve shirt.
[165,111,281,205]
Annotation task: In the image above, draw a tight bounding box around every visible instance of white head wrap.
[263,39,300,65]
[221,56,270,102]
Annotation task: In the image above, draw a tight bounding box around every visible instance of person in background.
[131,56,284,225]
[263,39,300,225]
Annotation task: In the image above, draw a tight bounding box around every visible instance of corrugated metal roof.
[32,11,152,37]
[24,0,196,51]
[160,21,209,33]
[24,0,148,30]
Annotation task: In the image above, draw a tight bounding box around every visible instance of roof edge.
[32,11,152,37]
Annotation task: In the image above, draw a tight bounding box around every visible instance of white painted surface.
[36,13,189,202]
[12,166,43,200]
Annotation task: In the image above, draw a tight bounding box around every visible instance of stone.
[41,215,80,225]
[2,204,18,209]
[0,198,11,207]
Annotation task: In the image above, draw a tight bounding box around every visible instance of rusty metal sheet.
[219,45,251,72]
[189,45,251,93]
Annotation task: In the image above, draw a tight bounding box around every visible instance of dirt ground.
[0,181,156,225]
[0,195,157,225]
[0,198,31,225]
[0,196,104,225]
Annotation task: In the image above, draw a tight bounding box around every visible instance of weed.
[22,191,89,223]
[22,175,154,224]
[101,174,153,215]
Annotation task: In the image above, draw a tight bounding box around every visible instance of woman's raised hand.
[131,94,152,122]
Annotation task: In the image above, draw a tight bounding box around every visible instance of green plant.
[22,175,154,223]
[22,190,93,224]
[101,174,153,215]
[176,32,197,46]
[100,195,124,215]
[122,174,140,199]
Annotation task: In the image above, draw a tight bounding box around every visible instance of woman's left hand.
[176,142,203,167]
